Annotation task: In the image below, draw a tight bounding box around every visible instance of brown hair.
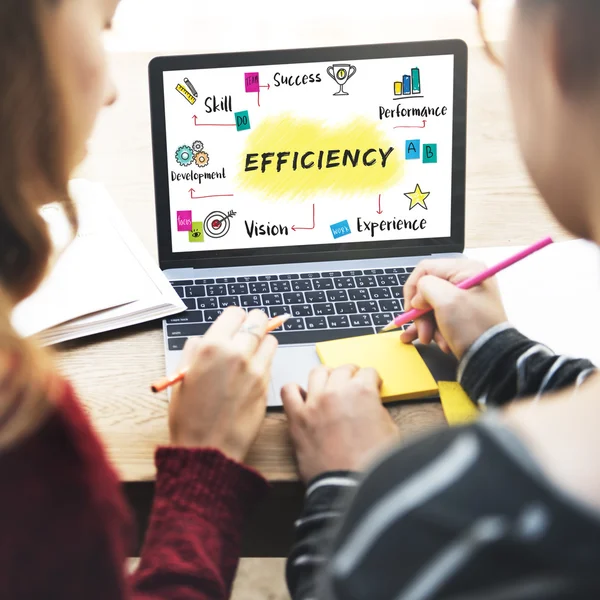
[0,0,77,448]
[521,0,600,94]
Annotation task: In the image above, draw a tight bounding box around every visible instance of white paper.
[466,240,600,367]
[12,180,186,344]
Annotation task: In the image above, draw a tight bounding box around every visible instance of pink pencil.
[379,237,554,334]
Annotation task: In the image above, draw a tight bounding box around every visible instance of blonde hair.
[0,0,77,449]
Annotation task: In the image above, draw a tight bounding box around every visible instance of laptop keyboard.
[165,267,416,350]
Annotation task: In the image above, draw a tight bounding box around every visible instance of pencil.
[151,313,290,393]
[379,237,554,334]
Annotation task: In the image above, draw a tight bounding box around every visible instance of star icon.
[404,184,430,210]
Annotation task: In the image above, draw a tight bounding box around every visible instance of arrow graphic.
[192,115,236,127]
[257,83,271,106]
[292,204,315,232]
[394,119,427,130]
[377,194,383,215]
[189,188,234,200]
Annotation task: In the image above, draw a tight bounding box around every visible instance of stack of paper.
[11,180,186,345]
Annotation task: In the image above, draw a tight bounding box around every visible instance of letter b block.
[423,144,438,163]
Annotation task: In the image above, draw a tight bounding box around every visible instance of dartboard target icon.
[204,210,236,238]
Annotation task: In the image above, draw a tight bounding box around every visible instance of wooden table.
[56,47,568,556]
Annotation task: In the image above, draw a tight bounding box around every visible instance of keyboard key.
[195,278,214,285]
[205,309,223,322]
[258,275,279,281]
[321,271,341,278]
[364,269,384,275]
[167,323,210,337]
[349,289,369,301]
[327,315,350,328]
[313,278,334,290]
[350,314,372,327]
[236,276,257,282]
[372,313,394,326]
[356,276,376,288]
[406,267,415,273]
[269,305,290,318]
[197,297,218,310]
[262,294,283,306]
[183,298,196,310]
[219,296,240,308]
[168,338,188,351]
[300,273,321,279]
[292,305,313,317]
[206,285,226,296]
[271,327,372,345]
[314,303,335,316]
[398,274,410,285]
[167,311,205,324]
[256,306,269,315]
[216,277,236,283]
[284,318,306,331]
[172,280,194,286]
[228,283,248,295]
[327,290,348,302]
[250,282,269,294]
[173,287,185,298]
[380,299,402,312]
[306,317,327,329]
[334,277,355,289]
[370,288,391,300]
[292,280,312,292]
[283,292,305,305]
[357,301,379,313]
[335,302,358,315]
[377,275,398,286]
[384,268,406,274]
[305,291,326,303]
[185,285,206,298]
[391,287,404,299]
[342,270,363,276]
[241,295,262,307]
[270,281,291,293]
[279,273,299,280]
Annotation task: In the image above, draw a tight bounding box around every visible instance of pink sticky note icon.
[245,72,260,93]
[177,210,193,232]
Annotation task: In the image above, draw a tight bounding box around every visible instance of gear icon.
[192,140,204,153]
[175,145,194,167]
[194,151,210,168]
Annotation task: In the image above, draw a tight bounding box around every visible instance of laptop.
[148,40,468,406]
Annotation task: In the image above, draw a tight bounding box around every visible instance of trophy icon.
[327,63,357,96]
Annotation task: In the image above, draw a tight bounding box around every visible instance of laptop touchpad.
[269,345,321,407]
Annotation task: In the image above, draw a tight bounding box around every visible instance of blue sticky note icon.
[406,139,421,160]
[330,220,351,240]
[423,143,438,163]
[235,110,251,132]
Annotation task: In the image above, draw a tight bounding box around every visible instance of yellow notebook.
[316,333,438,403]
[438,381,480,426]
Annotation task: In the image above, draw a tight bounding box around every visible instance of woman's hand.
[400,258,508,359]
[168,307,278,462]
[281,365,399,483]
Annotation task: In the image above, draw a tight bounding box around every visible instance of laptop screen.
[151,43,467,268]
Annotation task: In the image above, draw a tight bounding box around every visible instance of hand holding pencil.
[163,307,283,461]
[398,241,554,358]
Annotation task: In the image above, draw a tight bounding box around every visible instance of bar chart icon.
[393,67,423,99]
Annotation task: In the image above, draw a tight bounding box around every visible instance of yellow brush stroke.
[237,115,404,201]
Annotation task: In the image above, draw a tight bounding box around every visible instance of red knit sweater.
[0,379,269,599]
